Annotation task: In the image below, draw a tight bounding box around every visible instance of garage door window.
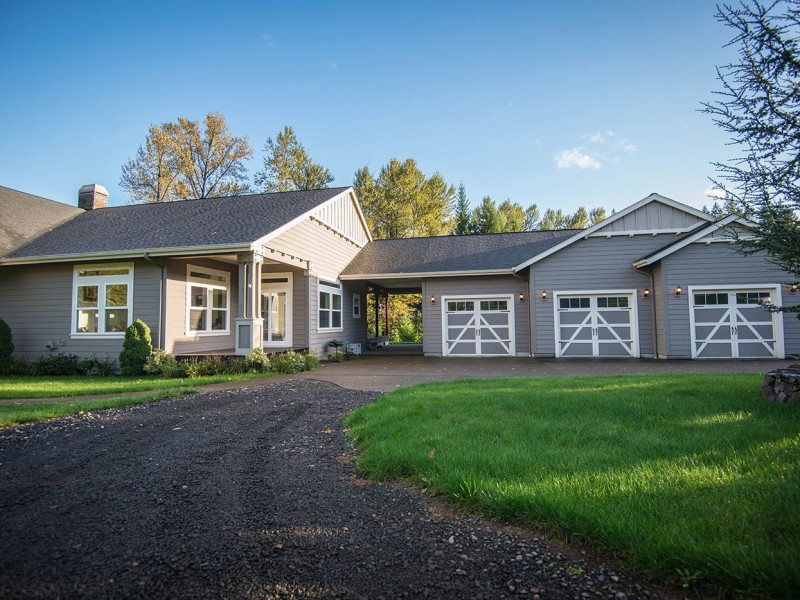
[560,297,590,309]
[694,293,728,306]
[447,301,474,312]
[480,300,508,311]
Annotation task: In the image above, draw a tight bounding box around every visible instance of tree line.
[120,114,607,237]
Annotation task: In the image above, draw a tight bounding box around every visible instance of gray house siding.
[659,243,800,358]
[0,259,161,361]
[651,263,668,358]
[306,276,368,356]
[165,257,239,355]
[597,201,707,233]
[530,236,667,357]
[422,275,530,356]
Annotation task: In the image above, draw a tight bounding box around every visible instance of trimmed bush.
[224,357,249,374]
[272,350,305,374]
[143,351,179,378]
[246,348,271,372]
[184,355,225,378]
[78,353,117,376]
[119,320,153,376]
[0,318,14,374]
[31,353,79,376]
[6,354,30,375]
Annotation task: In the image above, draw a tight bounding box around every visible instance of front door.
[261,273,292,347]
[555,292,639,357]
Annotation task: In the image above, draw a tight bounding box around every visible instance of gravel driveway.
[0,380,665,599]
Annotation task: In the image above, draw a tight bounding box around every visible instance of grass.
[0,388,195,427]
[0,372,274,399]
[344,374,800,597]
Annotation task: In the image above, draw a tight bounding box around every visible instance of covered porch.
[362,276,424,355]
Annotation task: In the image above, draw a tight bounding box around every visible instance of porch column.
[374,289,380,337]
[235,251,264,355]
[384,291,389,339]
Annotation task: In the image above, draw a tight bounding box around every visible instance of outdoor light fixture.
[519,292,525,302]
[643,287,650,298]
[430,295,436,304]
[541,290,548,301]
[675,285,683,296]
[792,282,798,294]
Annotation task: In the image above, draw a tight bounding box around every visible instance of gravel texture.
[0,380,667,599]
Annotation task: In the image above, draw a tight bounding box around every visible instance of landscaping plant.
[30,353,79,376]
[245,348,271,372]
[143,351,180,378]
[119,320,152,375]
[78,354,117,377]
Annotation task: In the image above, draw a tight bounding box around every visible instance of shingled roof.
[340,229,578,277]
[3,187,351,262]
[0,187,84,258]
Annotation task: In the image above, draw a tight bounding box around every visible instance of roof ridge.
[0,185,79,209]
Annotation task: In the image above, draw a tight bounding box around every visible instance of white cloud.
[621,142,638,152]
[555,149,601,170]
[705,185,726,199]
[589,132,606,144]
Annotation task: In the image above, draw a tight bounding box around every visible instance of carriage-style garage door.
[689,285,784,358]
[555,291,639,358]
[443,296,514,356]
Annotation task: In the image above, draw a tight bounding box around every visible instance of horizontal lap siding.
[531,236,665,357]
[307,277,368,356]
[165,258,238,355]
[661,244,799,357]
[266,218,363,281]
[0,259,160,361]
[423,276,530,356]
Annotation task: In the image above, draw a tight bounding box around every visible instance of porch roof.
[2,187,350,263]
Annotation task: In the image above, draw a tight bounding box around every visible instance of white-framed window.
[318,279,343,331]
[353,293,361,318]
[186,265,230,335]
[72,263,134,336]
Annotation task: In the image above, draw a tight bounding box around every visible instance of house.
[0,185,797,361]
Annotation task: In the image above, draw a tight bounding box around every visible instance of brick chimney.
[78,184,109,210]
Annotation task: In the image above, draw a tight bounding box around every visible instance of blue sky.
[0,1,736,213]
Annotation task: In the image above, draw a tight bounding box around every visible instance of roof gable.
[2,187,354,263]
[512,193,714,271]
[0,186,84,258]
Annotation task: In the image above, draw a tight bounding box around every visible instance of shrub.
[246,348,271,372]
[184,355,225,378]
[78,353,117,376]
[31,353,79,376]
[327,339,347,359]
[224,357,249,374]
[6,354,30,375]
[302,350,320,371]
[119,320,153,376]
[143,351,179,378]
[272,350,305,374]
[0,318,13,373]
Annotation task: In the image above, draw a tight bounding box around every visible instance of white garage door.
[555,291,639,358]
[689,286,783,358]
[444,296,514,356]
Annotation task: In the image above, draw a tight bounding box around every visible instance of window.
[694,293,729,306]
[186,265,230,334]
[735,291,771,305]
[559,297,590,309]
[447,301,475,312]
[261,272,293,346]
[72,264,133,335]
[597,296,629,308]
[479,300,508,311]
[353,293,361,318]
[318,280,343,330]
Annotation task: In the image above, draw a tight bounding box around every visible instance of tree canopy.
[353,159,455,239]
[702,0,800,315]
[254,126,333,192]
[120,113,253,203]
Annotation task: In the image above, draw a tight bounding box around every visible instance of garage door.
[690,286,782,358]
[444,297,514,356]
[555,292,639,358]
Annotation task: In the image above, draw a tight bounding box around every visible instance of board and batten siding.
[530,236,666,357]
[0,259,161,360]
[597,201,707,233]
[165,257,239,355]
[423,276,530,356]
[306,276,368,356]
[266,217,365,281]
[659,243,800,358]
[311,191,369,246]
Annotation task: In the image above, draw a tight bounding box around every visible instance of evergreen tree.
[523,203,541,231]
[497,200,526,232]
[255,126,333,192]
[471,196,502,233]
[453,183,472,235]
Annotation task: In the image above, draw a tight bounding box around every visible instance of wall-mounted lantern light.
[791,282,798,294]
[643,287,650,298]
[541,290,548,301]
[675,285,683,296]
[430,295,436,304]
[519,292,525,302]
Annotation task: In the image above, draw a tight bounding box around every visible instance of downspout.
[512,268,532,356]
[144,253,166,351]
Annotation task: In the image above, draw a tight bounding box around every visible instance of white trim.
[440,294,516,357]
[687,284,784,359]
[261,271,293,347]
[340,268,512,280]
[317,278,344,332]
[513,193,714,272]
[71,262,134,337]
[2,243,251,266]
[633,215,755,268]
[552,289,640,358]
[585,227,698,238]
[309,188,373,245]
[353,293,362,319]
[185,264,231,336]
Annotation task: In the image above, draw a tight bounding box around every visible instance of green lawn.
[345,374,800,597]
[0,389,195,427]
[0,372,274,399]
